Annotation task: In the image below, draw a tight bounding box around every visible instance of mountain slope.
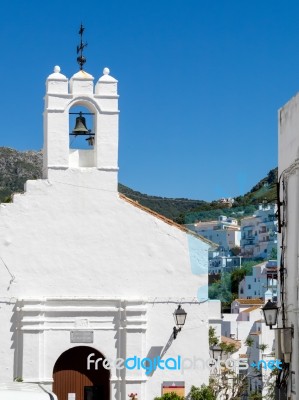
[0,147,42,202]
[0,147,277,222]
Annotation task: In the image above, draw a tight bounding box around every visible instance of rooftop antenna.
[76,23,87,70]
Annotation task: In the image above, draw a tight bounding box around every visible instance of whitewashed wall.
[278,92,299,399]
[0,66,210,400]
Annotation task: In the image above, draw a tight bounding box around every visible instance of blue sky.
[1,0,298,200]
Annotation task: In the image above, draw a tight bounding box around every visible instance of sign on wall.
[162,381,185,397]
[70,330,94,343]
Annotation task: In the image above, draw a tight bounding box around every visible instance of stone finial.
[47,65,67,81]
[97,67,117,84]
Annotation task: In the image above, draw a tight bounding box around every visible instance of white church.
[0,62,211,400]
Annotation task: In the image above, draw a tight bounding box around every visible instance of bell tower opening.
[69,104,96,167]
[44,63,119,190]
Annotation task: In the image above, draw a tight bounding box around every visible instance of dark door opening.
[53,346,110,400]
[84,385,105,400]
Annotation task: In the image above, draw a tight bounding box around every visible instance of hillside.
[183,167,277,224]
[0,147,277,222]
[0,147,43,202]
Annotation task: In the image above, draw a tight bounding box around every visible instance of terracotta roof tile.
[241,305,261,313]
[221,336,241,349]
[234,299,264,305]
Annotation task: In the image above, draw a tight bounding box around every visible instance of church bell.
[70,111,95,146]
[72,112,89,135]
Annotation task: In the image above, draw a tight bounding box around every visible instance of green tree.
[209,326,218,347]
[245,336,254,348]
[230,246,241,256]
[174,213,185,225]
[189,385,215,400]
[230,268,247,294]
[259,343,268,352]
[209,326,237,355]
[267,169,277,185]
[208,272,232,302]
[249,391,263,400]
[219,342,237,355]
[154,393,184,400]
[269,247,277,260]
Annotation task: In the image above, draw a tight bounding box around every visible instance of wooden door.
[53,346,110,400]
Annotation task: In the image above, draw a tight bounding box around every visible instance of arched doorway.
[53,346,110,400]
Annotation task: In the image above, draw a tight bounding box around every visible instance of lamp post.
[208,344,223,374]
[209,344,223,360]
[261,300,279,329]
[173,305,187,339]
[261,300,293,339]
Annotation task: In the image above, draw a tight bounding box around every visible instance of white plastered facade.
[0,66,210,400]
[278,93,299,399]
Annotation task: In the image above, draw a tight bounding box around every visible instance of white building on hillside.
[231,299,264,314]
[222,304,275,398]
[208,254,242,275]
[0,64,210,400]
[208,300,222,341]
[238,261,277,300]
[240,204,278,259]
[187,216,240,253]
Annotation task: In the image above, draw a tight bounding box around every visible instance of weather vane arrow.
[77,23,87,70]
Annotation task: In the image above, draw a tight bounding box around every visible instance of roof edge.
[118,193,217,246]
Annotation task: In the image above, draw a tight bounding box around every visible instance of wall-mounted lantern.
[173,305,187,339]
[262,300,279,329]
[209,344,223,360]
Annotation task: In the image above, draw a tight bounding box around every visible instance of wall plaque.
[70,330,94,343]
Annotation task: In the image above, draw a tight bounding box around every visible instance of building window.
[248,284,251,289]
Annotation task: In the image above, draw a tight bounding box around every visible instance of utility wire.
[0,255,15,281]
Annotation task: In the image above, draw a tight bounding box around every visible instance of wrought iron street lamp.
[261,299,293,342]
[262,300,279,329]
[209,344,223,360]
[173,305,187,339]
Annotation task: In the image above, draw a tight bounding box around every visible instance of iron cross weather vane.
[77,24,87,70]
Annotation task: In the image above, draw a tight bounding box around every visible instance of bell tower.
[43,65,119,191]
[43,26,119,191]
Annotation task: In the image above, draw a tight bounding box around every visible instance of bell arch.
[53,345,110,400]
[44,66,119,190]
[68,101,96,167]
[69,105,95,150]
